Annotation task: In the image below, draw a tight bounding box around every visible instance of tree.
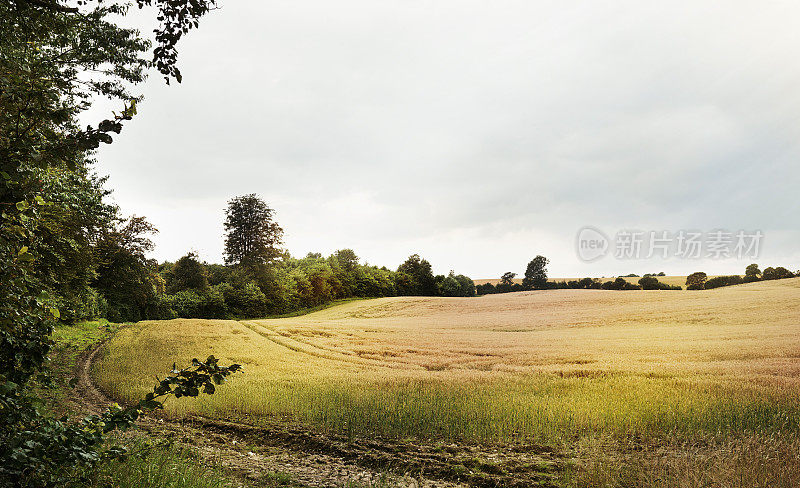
[0,0,226,484]
[522,255,549,290]
[685,272,708,290]
[168,252,209,293]
[638,276,660,290]
[745,263,761,278]
[223,194,284,267]
[762,266,794,280]
[93,216,160,322]
[500,272,517,286]
[397,254,437,296]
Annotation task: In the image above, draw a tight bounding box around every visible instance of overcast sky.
[92,1,800,278]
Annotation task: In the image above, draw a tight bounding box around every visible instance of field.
[95,278,800,486]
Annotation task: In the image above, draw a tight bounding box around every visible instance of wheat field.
[96,278,800,486]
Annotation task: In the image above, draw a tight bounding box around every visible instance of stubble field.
[95,278,800,486]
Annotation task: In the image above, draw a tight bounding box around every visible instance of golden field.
[96,278,800,486]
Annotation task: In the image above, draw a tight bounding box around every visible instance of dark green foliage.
[147,250,474,319]
[396,254,438,296]
[522,255,549,290]
[223,194,283,267]
[167,252,209,293]
[762,266,795,280]
[638,276,681,290]
[475,282,497,295]
[93,216,161,322]
[686,272,708,290]
[601,277,641,290]
[704,275,744,289]
[0,0,223,485]
[438,271,476,297]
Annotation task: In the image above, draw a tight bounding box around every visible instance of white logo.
[576,226,609,262]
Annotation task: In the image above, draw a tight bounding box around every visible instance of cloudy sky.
[93,1,800,278]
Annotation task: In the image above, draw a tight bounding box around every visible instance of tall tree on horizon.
[522,255,549,290]
[223,194,284,267]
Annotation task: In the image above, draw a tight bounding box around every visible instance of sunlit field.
[96,278,800,486]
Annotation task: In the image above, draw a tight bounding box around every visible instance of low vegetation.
[97,278,800,486]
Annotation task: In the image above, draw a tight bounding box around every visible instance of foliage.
[148,250,473,319]
[396,254,437,296]
[763,266,795,281]
[686,272,708,290]
[638,276,681,290]
[745,263,761,278]
[0,0,223,485]
[93,216,161,322]
[223,194,283,267]
[522,255,549,290]
[167,252,209,294]
[601,277,641,290]
[2,356,240,487]
[704,275,744,290]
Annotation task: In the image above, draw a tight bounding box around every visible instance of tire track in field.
[238,320,422,371]
[78,340,564,488]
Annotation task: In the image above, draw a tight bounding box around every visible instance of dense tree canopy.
[0,0,223,484]
[522,255,549,290]
[223,194,284,267]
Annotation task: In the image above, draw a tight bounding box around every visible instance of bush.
[762,266,795,280]
[602,277,641,290]
[686,272,708,290]
[222,281,269,318]
[638,276,682,290]
[704,275,744,289]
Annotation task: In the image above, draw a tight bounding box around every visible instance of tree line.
[94,194,477,322]
[685,264,798,290]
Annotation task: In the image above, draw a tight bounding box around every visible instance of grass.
[88,440,234,488]
[46,321,238,488]
[95,278,800,486]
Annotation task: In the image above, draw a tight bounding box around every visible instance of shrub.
[686,272,708,290]
[762,266,795,280]
[704,275,744,289]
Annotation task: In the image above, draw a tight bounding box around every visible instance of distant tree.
[638,276,660,290]
[685,272,708,290]
[578,277,595,289]
[397,254,437,296]
[657,272,666,276]
[454,274,476,297]
[168,252,208,293]
[602,277,641,290]
[522,255,549,290]
[500,272,517,286]
[704,275,744,289]
[745,263,761,278]
[476,282,497,295]
[224,194,284,267]
[762,266,794,280]
[333,249,359,271]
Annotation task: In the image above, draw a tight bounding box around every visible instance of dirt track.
[74,341,564,488]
